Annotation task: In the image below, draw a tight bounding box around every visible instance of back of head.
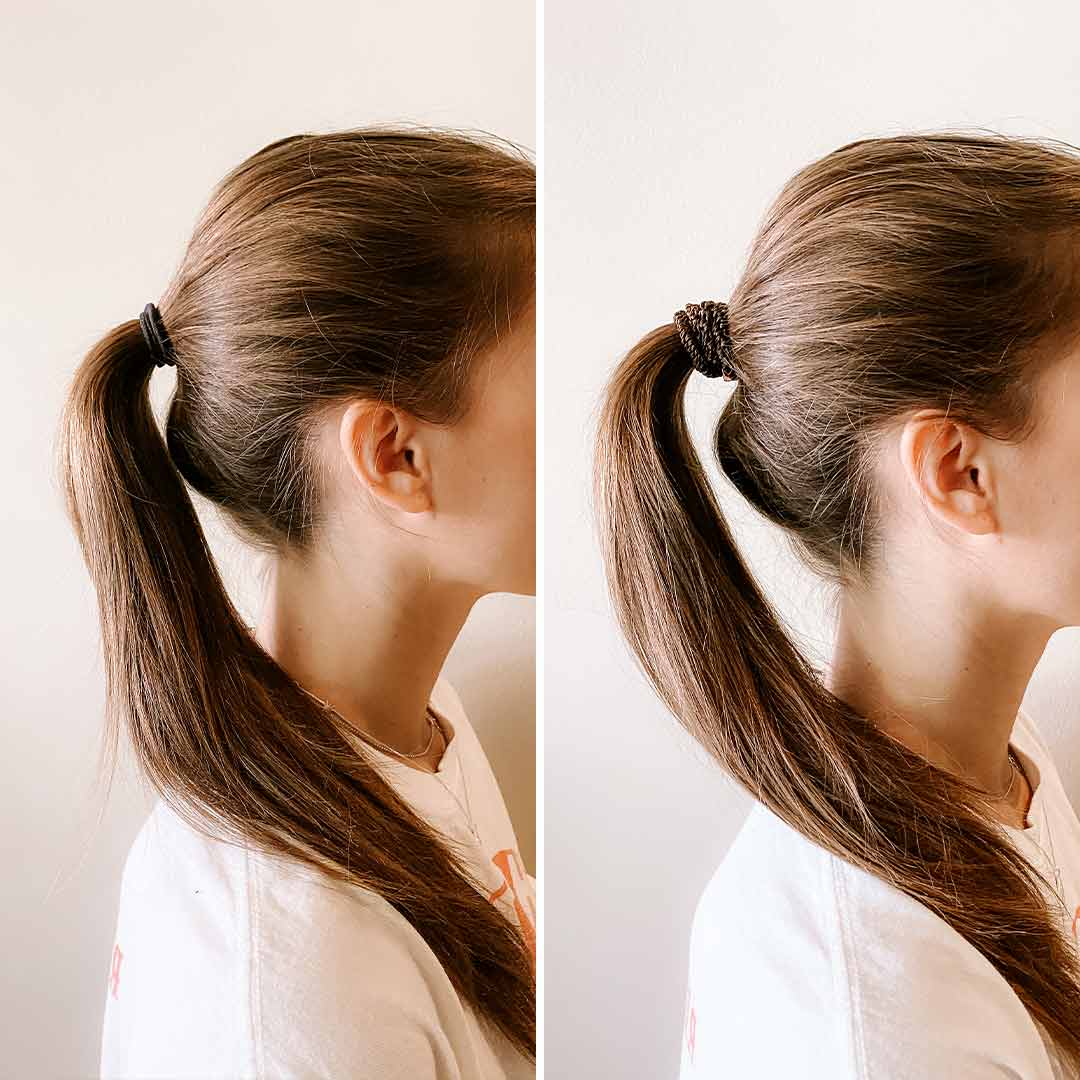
[57,126,535,1057]
[595,130,1080,1066]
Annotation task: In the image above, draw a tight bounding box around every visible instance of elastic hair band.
[139,302,176,368]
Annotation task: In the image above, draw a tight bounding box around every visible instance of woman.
[595,131,1080,1077]
[58,127,535,1078]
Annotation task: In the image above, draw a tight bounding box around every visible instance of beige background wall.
[544,1,1080,1077]
[0,3,534,1076]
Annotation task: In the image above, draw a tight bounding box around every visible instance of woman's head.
[709,134,1080,602]
[596,131,1080,1066]
[160,127,535,595]
[58,127,535,1057]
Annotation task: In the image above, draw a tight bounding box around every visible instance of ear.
[338,399,432,514]
[898,410,997,536]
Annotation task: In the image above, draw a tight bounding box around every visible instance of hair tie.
[139,302,176,368]
[673,299,737,380]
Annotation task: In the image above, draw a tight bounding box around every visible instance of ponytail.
[595,321,1080,1068]
[58,318,535,1057]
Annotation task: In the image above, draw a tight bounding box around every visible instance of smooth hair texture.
[595,131,1080,1066]
[58,127,535,1057]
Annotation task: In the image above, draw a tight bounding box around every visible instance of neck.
[253,544,480,754]
[825,565,1056,794]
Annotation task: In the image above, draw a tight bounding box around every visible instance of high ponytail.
[594,130,1080,1071]
[57,127,535,1058]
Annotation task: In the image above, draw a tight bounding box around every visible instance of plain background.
[546,1,1080,1077]
[0,3,533,1077]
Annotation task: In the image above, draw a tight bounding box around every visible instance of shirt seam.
[829,854,868,1079]
[246,843,264,1078]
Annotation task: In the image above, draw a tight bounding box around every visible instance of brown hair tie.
[673,299,737,380]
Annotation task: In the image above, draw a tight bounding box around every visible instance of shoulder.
[103,799,257,1075]
[114,797,251,955]
[247,847,472,1076]
[682,803,1053,1078]
[684,804,852,1074]
[246,828,453,1004]
[107,798,474,1078]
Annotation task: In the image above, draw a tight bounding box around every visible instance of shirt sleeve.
[102,801,488,1080]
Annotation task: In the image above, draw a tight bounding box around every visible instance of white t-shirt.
[100,675,536,1079]
[679,705,1080,1079]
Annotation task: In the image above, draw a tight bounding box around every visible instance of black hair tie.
[139,302,176,368]
[673,299,737,380]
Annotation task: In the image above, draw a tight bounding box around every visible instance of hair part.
[58,126,535,1057]
[596,130,1080,1068]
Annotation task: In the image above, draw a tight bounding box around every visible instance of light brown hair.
[595,130,1080,1065]
[57,127,535,1057]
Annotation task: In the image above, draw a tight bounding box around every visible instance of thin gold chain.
[298,685,441,762]
[986,747,1022,802]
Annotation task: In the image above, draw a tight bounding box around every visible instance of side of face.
[880,342,1080,627]
[332,301,536,598]
[990,346,1080,625]
[430,303,537,596]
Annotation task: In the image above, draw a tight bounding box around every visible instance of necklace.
[302,684,480,843]
[986,746,1022,802]
[1042,810,1066,905]
[299,686,441,765]
[1017,755,1067,906]
[1001,750,1068,912]
[433,748,481,844]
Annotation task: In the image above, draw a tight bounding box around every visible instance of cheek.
[1004,453,1080,619]
[1048,486,1080,602]
[476,446,533,593]
[441,358,534,580]
[440,423,532,553]
[483,429,535,538]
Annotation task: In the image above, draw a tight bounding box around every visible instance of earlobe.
[339,400,433,514]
